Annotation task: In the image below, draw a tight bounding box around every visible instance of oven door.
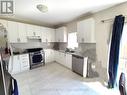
[31,52,44,64]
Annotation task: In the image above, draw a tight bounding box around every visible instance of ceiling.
[0,0,127,27]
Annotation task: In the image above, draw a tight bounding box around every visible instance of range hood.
[27,36,41,39]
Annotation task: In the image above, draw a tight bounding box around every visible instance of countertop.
[55,49,96,62]
[12,48,96,62]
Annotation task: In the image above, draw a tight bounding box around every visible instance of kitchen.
[0,0,127,95]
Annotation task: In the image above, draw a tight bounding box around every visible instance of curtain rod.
[101,15,127,23]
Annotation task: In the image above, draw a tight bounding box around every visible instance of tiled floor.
[13,62,118,95]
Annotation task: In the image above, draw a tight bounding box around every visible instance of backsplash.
[54,42,96,52]
[58,42,67,50]
[11,42,54,52]
[78,43,96,52]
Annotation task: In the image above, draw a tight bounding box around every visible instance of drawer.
[21,61,29,67]
[20,54,29,59]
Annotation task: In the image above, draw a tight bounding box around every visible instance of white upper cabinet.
[49,28,55,42]
[26,24,34,36]
[55,26,67,42]
[7,21,18,43]
[41,27,55,42]
[77,18,96,43]
[2,19,55,43]
[17,22,27,43]
[7,21,27,43]
[33,25,41,36]
[41,27,47,42]
[26,24,41,37]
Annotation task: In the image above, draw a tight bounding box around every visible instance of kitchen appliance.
[26,48,45,69]
[72,54,88,77]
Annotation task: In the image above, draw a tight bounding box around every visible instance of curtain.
[108,15,125,88]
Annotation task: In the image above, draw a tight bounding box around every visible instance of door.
[17,23,27,43]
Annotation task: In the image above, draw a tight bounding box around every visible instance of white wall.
[94,2,127,68]
[65,2,127,69]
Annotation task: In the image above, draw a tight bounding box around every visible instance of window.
[67,32,78,49]
[117,23,127,86]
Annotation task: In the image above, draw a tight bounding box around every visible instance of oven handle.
[30,53,43,56]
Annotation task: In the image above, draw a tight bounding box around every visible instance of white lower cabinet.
[44,49,54,63]
[20,54,30,71]
[10,54,29,74]
[54,51,60,63]
[11,55,21,74]
[65,54,72,69]
[59,52,66,66]
[54,50,72,69]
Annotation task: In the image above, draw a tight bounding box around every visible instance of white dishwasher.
[72,55,88,77]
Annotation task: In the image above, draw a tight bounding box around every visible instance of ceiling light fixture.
[36,0,48,13]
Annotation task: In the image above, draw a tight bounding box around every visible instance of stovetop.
[26,48,43,53]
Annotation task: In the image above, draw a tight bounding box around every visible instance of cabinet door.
[55,27,67,42]
[41,27,47,42]
[12,55,21,74]
[55,29,60,42]
[50,50,54,62]
[17,23,27,43]
[46,28,52,42]
[66,54,72,69]
[54,51,59,62]
[44,49,50,63]
[20,54,29,71]
[50,28,55,42]
[7,21,18,43]
[34,25,41,36]
[26,24,34,36]
[57,28,62,42]
[77,20,85,43]
[59,52,65,66]
[77,18,95,43]
[83,18,95,43]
